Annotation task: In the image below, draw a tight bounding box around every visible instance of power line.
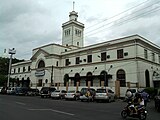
[62,1,160,46]
[85,0,150,30]
[85,0,160,36]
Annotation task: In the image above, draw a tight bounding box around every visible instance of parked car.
[7,87,16,95]
[94,88,115,103]
[51,90,67,99]
[15,87,30,96]
[1,87,7,94]
[79,88,96,102]
[65,90,80,100]
[154,89,160,112]
[40,87,56,98]
[26,88,39,96]
[0,87,4,94]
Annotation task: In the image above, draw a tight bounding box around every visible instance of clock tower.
[62,3,84,47]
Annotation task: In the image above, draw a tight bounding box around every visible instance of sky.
[0,0,160,60]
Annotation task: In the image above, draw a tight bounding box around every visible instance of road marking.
[15,102,26,105]
[28,108,75,116]
[50,109,74,116]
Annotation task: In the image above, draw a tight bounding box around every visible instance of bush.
[144,87,157,99]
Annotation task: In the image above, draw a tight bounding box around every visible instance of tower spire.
[73,1,75,11]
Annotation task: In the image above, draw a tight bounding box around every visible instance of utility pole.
[51,65,53,86]
[7,48,16,88]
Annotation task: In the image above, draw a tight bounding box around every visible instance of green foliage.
[0,74,7,86]
[144,87,157,98]
[0,57,24,86]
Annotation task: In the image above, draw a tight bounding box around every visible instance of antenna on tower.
[73,1,75,11]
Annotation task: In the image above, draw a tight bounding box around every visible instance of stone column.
[115,80,120,98]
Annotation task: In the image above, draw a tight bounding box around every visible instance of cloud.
[0,0,61,59]
[0,0,160,59]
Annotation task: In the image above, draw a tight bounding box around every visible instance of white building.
[11,9,160,97]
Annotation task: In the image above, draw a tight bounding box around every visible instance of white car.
[94,88,115,103]
[51,90,66,99]
[65,90,80,100]
[7,87,16,95]
[0,87,3,93]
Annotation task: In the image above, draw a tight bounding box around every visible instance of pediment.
[30,48,50,60]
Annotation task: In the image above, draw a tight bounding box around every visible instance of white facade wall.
[10,8,160,97]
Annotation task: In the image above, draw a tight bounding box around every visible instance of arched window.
[64,74,69,86]
[38,60,45,68]
[145,70,150,87]
[86,72,93,86]
[117,69,126,87]
[74,73,80,86]
[100,71,108,86]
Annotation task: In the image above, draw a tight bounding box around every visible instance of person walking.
[141,90,149,107]
[86,89,91,102]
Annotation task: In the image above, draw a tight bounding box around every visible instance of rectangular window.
[76,57,80,64]
[14,68,16,73]
[65,59,70,66]
[28,66,31,71]
[159,55,160,63]
[87,55,92,63]
[18,68,20,73]
[117,49,124,59]
[65,29,70,36]
[37,79,42,87]
[144,49,148,59]
[23,67,25,72]
[101,52,106,61]
[152,52,155,62]
[56,61,59,66]
[75,29,81,37]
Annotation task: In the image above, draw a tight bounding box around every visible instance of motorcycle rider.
[132,92,144,114]
[126,91,144,115]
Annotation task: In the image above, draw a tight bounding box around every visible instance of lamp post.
[7,48,16,88]
[51,65,53,86]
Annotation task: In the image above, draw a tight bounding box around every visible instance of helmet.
[126,91,133,98]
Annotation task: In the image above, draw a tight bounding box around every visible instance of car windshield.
[96,89,106,93]
[67,91,75,93]
[127,89,136,93]
[50,88,56,91]
[41,87,49,91]
[54,90,60,92]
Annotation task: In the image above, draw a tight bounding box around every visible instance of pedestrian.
[141,90,149,107]
[85,89,91,102]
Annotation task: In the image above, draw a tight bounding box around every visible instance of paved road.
[0,95,159,120]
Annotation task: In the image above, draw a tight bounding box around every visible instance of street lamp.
[51,65,53,86]
[7,48,16,88]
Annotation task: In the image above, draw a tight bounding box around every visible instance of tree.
[0,57,24,86]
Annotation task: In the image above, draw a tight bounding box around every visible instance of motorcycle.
[121,101,147,120]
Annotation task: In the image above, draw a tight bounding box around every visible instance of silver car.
[65,90,80,100]
[51,90,66,99]
[94,88,115,103]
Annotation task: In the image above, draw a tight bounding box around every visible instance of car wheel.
[41,95,44,98]
[156,104,160,112]
[74,96,77,101]
[107,98,111,103]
